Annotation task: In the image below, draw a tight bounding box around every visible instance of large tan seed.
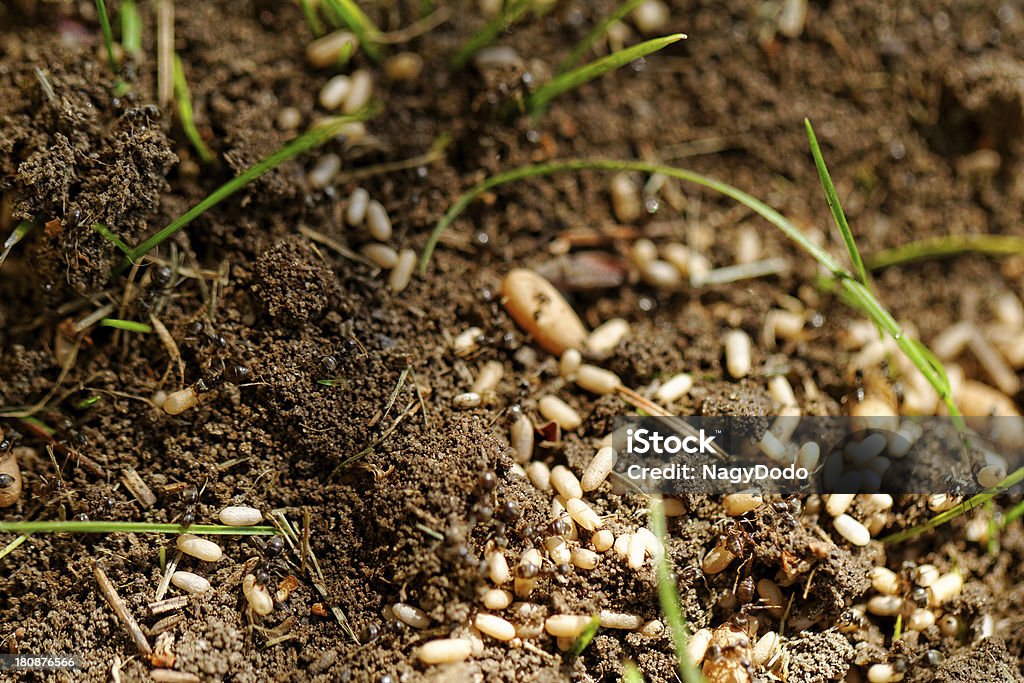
[393,602,430,629]
[550,465,583,499]
[218,506,262,526]
[0,448,23,507]
[545,614,590,638]
[475,613,516,641]
[566,497,602,531]
[176,534,223,562]
[306,30,359,68]
[163,387,198,415]
[834,514,871,546]
[384,51,424,81]
[388,249,417,293]
[502,269,587,355]
[243,574,274,615]
[575,365,622,395]
[539,396,582,430]
[482,589,513,610]
[170,570,210,594]
[581,447,616,491]
[418,638,472,665]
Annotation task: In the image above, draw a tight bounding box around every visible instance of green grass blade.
[120,0,142,54]
[0,534,30,561]
[804,119,871,290]
[91,222,132,255]
[94,0,119,73]
[0,520,278,535]
[322,0,381,61]
[0,220,34,268]
[418,156,959,418]
[173,54,215,164]
[115,110,373,274]
[882,463,1024,543]
[866,234,1024,270]
[299,0,325,37]
[1003,498,1024,528]
[558,0,646,73]
[568,614,601,659]
[99,318,152,333]
[623,663,645,683]
[527,34,685,117]
[649,500,701,683]
[452,0,533,69]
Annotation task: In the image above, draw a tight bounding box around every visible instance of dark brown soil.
[1,1,1023,682]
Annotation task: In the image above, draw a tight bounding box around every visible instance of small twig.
[690,257,790,287]
[332,135,449,184]
[298,225,377,269]
[301,508,311,576]
[155,549,182,602]
[93,562,152,656]
[148,595,188,617]
[375,6,451,43]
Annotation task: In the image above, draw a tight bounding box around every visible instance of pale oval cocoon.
[346,187,370,225]
[599,610,642,630]
[655,373,693,404]
[867,595,903,616]
[361,243,400,269]
[640,260,681,289]
[592,529,615,552]
[686,627,713,664]
[343,69,373,114]
[871,567,900,595]
[566,497,602,531]
[626,533,646,569]
[906,608,935,631]
[702,542,736,574]
[171,570,210,594]
[393,602,430,629]
[581,447,616,491]
[867,663,905,683]
[752,631,778,667]
[725,329,752,378]
[559,349,582,378]
[243,574,274,615]
[526,461,551,492]
[833,514,871,546]
[163,387,198,415]
[639,619,664,638]
[475,613,516,641]
[176,534,223,562]
[825,493,856,518]
[571,548,599,570]
[575,365,621,395]
[488,551,511,585]
[544,614,590,637]
[306,30,359,68]
[538,396,582,430]
[418,638,473,665]
[928,573,963,606]
[723,493,762,516]
[388,249,417,294]
[366,200,392,241]
[550,465,583,500]
[482,589,513,610]
[502,269,588,355]
[218,506,263,526]
[586,318,630,358]
[510,413,535,464]
[318,74,351,110]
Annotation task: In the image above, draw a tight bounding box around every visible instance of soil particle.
[784,630,854,682]
[251,236,336,326]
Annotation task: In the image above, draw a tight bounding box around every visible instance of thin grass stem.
[99,318,152,333]
[649,500,701,683]
[120,0,142,54]
[866,234,1024,270]
[173,54,215,164]
[92,222,132,255]
[0,520,278,535]
[558,0,646,73]
[452,0,533,69]
[94,0,119,74]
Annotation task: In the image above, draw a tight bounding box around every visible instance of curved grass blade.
[418,157,959,417]
[804,118,871,290]
[866,234,1024,270]
[121,0,142,54]
[558,0,646,73]
[99,318,152,333]
[649,500,701,683]
[882,463,1024,543]
[0,221,34,269]
[452,0,533,69]
[300,0,325,37]
[115,109,374,274]
[567,614,601,659]
[94,0,119,73]
[322,0,381,61]
[527,34,685,118]
[173,54,215,164]
[0,520,279,535]
[92,222,131,255]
